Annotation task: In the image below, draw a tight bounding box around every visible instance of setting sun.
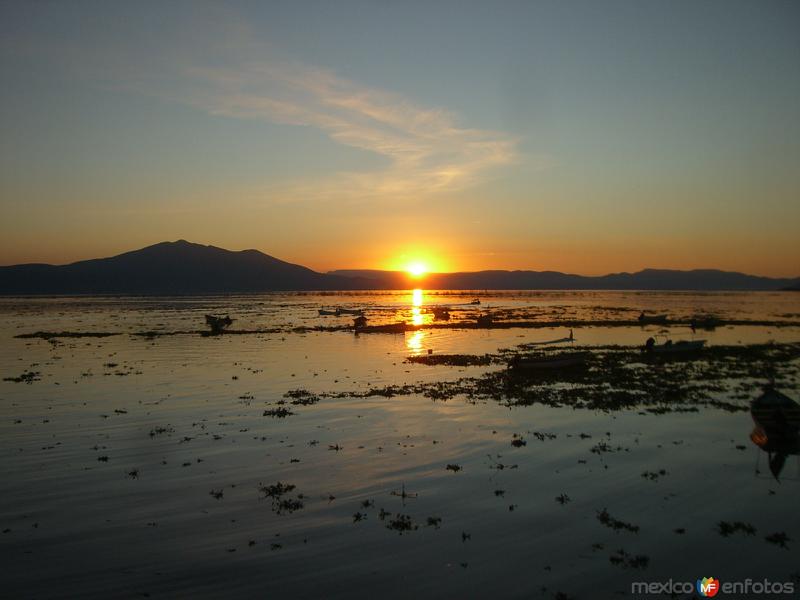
[406,262,428,277]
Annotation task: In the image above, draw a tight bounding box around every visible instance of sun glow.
[406,262,428,277]
[384,246,448,276]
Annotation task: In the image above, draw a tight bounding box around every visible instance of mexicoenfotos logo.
[631,577,795,596]
[697,577,720,597]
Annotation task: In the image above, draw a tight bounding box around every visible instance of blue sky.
[1,0,798,275]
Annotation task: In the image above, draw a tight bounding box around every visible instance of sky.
[1,0,799,276]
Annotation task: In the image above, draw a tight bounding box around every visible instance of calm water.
[1,291,799,599]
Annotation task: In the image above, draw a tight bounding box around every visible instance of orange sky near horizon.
[1,231,797,278]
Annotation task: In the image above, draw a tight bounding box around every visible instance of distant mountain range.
[329,268,800,291]
[0,240,797,294]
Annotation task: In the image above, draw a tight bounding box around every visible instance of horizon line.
[1,239,798,281]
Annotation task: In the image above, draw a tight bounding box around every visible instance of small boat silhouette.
[750,388,800,481]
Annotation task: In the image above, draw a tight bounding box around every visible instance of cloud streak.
[180,59,517,203]
[3,4,517,205]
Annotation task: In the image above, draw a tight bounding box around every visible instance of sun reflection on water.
[411,288,424,326]
[406,330,424,354]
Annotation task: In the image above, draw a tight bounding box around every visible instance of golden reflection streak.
[406,330,424,354]
[411,288,424,326]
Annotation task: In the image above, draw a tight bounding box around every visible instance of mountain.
[329,268,800,291]
[1,241,797,294]
[0,240,370,294]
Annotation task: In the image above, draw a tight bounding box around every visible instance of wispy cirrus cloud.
[178,60,517,203]
[3,3,517,205]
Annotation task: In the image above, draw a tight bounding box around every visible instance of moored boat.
[643,337,705,354]
[750,388,800,480]
[751,388,800,433]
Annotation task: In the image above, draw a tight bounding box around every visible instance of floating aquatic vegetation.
[259,482,295,497]
[284,389,320,405]
[209,489,223,500]
[641,469,667,481]
[426,517,442,529]
[149,426,175,438]
[487,455,518,470]
[405,354,493,366]
[590,441,618,455]
[263,408,294,418]
[555,494,571,505]
[511,434,527,447]
[764,532,790,549]
[609,548,649,569]
[15,331,119,340]
[717,521,756,537]
[386,513,417,534]
[597,509,640,533]
[314,343,799,413]
[258,481,304,515]
[3,371,41,384]
[446,463,462,472]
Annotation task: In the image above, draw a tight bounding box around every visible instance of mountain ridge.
[1,240,798,294]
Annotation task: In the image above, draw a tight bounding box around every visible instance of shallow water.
[1,291,799,598]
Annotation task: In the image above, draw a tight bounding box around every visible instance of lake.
[1,291,799,598]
